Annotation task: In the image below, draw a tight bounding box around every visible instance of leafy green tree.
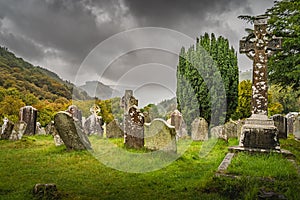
[232,80,252,120]
[0,95,25,122]
[265,0,300,92]
[177,33,238,128]
[269,84,300,113]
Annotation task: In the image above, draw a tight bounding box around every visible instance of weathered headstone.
[0,118,14,140]
[54,111,91,150]
[124,106,144,149]
[10,121,27,141]
[46,121,64,146]
[106,119,124,138]
[171,110,182,134]
[271,114,287,139]
[143,111,152,123]
[66,105,83,125]
[36,122,46,135]
[286,113,296,134]
[211,125,227,141]
[20,106,37,135]
[84,105,103,136]
[144,119,177,153]
[239,15,282,150]
[294,115,300,140]
[121,90,138,114]
[224,121,238,139]
[236,119,245,140]
[84,114,103,136]
[191,117,208,141]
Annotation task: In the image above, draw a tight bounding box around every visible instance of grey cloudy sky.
[0,0,274,105]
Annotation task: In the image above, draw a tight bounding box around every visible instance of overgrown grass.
[0,135,299,199]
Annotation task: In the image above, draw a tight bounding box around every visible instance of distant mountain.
[239,70,252,82]
[0,46,91,100]
[79,81,122,100]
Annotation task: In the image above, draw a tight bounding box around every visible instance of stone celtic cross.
[240,15,282,116]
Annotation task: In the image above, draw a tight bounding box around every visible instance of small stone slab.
[217,153,235,173]
[33,183,60,199]
[106,119,124,138]
[228,146,294,158]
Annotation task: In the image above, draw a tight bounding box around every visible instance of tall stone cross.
[237,15,282,150]
[240,15,282,116]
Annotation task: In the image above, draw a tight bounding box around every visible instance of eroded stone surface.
[271,114,287,139]
[124,106,144,149]
[106,119,124,138]
[191,117,208,141]
[224,121,238,139]
[211,125,227,141]
[0,118,14,140]
[10,121,27,141]
[54,111,91,150]
[20,106,37,135]
[144,119,177,153]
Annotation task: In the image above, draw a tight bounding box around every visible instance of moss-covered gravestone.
[124,106,144,149]
[54,111,91,150]
[144,119,177,153]
[191,117,208,141]
[0,118,14,140]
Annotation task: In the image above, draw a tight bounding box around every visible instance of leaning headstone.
[294,115,300,140]
[224,121,238,139]
[0,118,14,140]
[191,117,208,141]
[20,106,37,135]
[10,121,27,141]
[144,119,177,153]
[106,119,124,138]
[124,106,144,149]
[211,125,227,141]
[271,114,287,139]
[54,111,91,150]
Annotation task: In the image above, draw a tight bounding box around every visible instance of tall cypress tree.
[176,33,238,131]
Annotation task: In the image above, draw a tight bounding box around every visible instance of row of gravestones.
[0,106,39,140]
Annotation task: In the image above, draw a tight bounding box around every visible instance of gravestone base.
[124,134,144,149]
[239,114,280,150]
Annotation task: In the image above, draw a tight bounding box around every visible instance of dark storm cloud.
[123,0,245,28]
[0,0,274,83]
[0,0,133,79]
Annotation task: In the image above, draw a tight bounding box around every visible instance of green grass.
[226,153,298,179]
[0,135,299,199]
